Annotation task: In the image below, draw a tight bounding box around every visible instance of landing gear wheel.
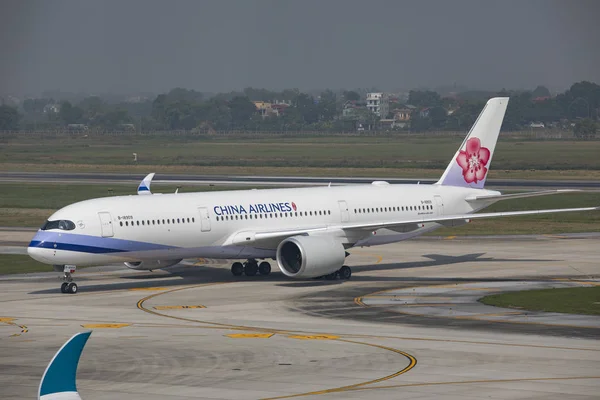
[231,262,244,276]
[244,261,258,276]
[59,267,77,294]
[258,261,271,276]
[339,265,352,280]
[325,271,340,280]
[67,282,78,294]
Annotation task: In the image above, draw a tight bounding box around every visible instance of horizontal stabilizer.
[465,189,580,202]
[39,331,91,400]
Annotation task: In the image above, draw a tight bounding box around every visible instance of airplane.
[27,97,599,294]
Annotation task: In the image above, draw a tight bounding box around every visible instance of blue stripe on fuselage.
[28,231,176,254]
[28,240,128,254]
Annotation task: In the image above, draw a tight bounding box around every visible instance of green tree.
[531,85,551,98]
[59,101,84,125]
[429,106,447,129]
[229,96,256,128]
[96,108,132,130]
[167,88,203,103]
[23,98,53,115]
[294,93,319,124]
[78,96,105,122]
[0,105,20,130]
[410,114,431,132]
[573,118,598,139]
[318,90,337,121]
[558,81,600,119]
[408,90,441,107]
[343,90,360,102]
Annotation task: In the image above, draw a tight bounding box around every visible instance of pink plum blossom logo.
[456,137,490,184]
[291,202,297,211]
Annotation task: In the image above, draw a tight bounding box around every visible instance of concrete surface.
[1,237,599,399]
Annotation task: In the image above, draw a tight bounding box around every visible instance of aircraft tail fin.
[137,173,155,195]
[436,97,509,189]
[39,331,91,400]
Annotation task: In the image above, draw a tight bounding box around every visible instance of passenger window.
[192,218,195,222]
[120,221,123,227]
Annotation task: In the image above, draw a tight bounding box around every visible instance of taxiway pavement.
[1,237,599,399]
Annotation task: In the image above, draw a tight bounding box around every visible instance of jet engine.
[124,259,182,270]
[276,235,345,278]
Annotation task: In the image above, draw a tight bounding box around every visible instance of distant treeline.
[0,81,599,138]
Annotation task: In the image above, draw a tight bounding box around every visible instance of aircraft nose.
[27,232,54,264]
[27,246,52,264]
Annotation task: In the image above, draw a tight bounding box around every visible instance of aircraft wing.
[227,206,599,246]
[339,206,599,232]
[465,189,581,202]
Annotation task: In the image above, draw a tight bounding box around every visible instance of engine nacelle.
[276,235,345,279]
[124,259,182,270]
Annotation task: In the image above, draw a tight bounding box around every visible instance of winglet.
[39,331,91,400]
[137,173,155,195]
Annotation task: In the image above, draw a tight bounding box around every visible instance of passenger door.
[98,212,114,237]
[434,195,444,216]
[338,200,349,223]
[198,207,211,232]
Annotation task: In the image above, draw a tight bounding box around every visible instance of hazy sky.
[1,0,599,96]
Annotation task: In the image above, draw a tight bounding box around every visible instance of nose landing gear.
[59,265,78,294]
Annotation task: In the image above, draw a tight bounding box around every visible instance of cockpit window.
[41,220,76,231]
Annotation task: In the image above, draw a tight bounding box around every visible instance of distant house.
[253,101,275,118]
[419,107,431,118]
[342,101,365,118]
[43,103,61,114]
[67,124,88,131]
[119,123,136,131]
[532,96,551,103]
[271,103,289,116]
[366,93,389,117]
[528,122,545,128]
[392,107,413,122]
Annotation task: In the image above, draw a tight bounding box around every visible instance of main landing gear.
[231,259,272,277]
[322,265,352,281]
[59,265,78,294]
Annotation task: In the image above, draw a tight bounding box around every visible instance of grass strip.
[480,286,600,316]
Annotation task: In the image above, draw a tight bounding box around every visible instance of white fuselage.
[27,183,496,267]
